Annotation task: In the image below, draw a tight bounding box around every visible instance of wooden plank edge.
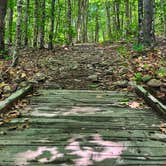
[135,85,166,118]
[0,84,33,113]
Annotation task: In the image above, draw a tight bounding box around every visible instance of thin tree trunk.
[95,12,99,43]
[77,0,82,42]
[115,1,120,31]
[125,0,130,36]
[39,0,46,49]
[138,0,143,43]
[105,0,111,41]
[55,0,61,35]
[12,0,22,66]
[48,0,55,49]
[33,0,39,47]
[67,0,72,44]
[8,8,13,45]
[24,0,30,46]
[0,0,7,52]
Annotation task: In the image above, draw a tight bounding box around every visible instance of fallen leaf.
[128,101,140,108]
[160,123,166,133]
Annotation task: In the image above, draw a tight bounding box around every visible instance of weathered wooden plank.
[135,85,166,117]
[0,89,166,166]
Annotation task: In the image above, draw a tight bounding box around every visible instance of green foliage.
[133,43,144,53]
[142,75,152,82]
[116,46,129,57]
[134,72,143,82]
[156,68,166,76]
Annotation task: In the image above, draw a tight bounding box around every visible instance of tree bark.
[125,0,130,36]
[0,0,8,52]
[24,0,30,46]
[95,12,99,43]
[105,0,111,41]
[138,0,143,43]
[77,0,82,42]
[67,0,72,44]
[143,0,155,45]
[82,0,88,43]
[48,0,55,49]
[12,0,22,66]
[33,0,39,47]
[39,0,46,49]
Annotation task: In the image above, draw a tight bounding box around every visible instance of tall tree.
[105,0,111,41]
[7,0,14,45]
[39,0,46,48]
[125,0,130,36]
[77,0,82,42]
[143,0,155,45]
[0,0,8,52]
[82,0,88,42]
[12,0,22,66]
[24,0,30,46]
[33,0,39,47]
[48,0,56,49]
[138,0,143,43]
[95,8,99,43]
[67,0,72,44]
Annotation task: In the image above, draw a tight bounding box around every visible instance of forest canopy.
[0,0,165,55]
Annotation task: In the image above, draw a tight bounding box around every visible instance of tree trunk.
[24,0,30,46]
[7,0,14,45]
[33,0,39,47]
[143,0,155,45]
[82,0,88,42]
[95,12,99,43]
[12,0,22,66]
[115,0,120,31]
[0,0,7,52]
[138,0,143,43]
[48,0,55,49]
[67,0,72,44]
[77,0,82,42]
[105,0,111,41]
[125,0,130,36]
[39,0,46,49]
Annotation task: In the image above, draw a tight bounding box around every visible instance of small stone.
[105,67,114,75]
[3,85,12,93]
[19,81,29,88]
[115,80,128,88]
[147,79,161,88]
[33,73,47,82]
[88,74,98,82]
[119,67,129,75]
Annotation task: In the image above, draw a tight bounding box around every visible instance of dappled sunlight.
[15,134,125,166]
[66,134,125,166]
[15,147,64,165]
[30,107,101,117]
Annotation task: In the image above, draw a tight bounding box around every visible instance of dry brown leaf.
[128,101,140,108]
[160,123,166,133]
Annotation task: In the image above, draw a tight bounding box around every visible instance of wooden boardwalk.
[0,90,166,166]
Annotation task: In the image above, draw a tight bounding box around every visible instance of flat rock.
[115,80,128,88]
[147,79,161,88]
[88,74,98,82]
[33,73,47,82]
